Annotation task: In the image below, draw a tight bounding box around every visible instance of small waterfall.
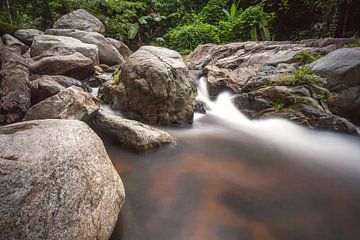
[195,77,360,172]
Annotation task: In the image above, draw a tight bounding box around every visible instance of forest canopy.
[1,0,359,53]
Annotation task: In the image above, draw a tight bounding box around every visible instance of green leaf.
[138,16,148,25]
[250,26,257,41]
[230,3,237,18]
[128,23,139,39]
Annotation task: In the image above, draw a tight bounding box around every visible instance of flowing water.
[107,78,360,240]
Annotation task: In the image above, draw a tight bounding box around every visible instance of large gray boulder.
[310,48,360,90]
[30,52,95,80]
[53,9,105,34]
[0,119,125,240]
[93,111,177,152]
[31,34,99,64]
[105,46,194,125]
[46,29,124,66]
[25,86,100,121]
[14,29,44,46]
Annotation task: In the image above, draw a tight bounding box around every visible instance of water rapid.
[105,78,360,240]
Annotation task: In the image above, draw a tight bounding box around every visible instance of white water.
[194,77,360,173]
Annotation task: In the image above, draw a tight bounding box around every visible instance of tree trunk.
[0,46,31,125]
[0,21,20,35]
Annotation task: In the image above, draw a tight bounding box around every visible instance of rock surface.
[0,119,125,240]
[14,29,44,46]
[30,75,87,104]
[310,48,360,90]
[30,52,95,80]
[0,46,31,125]
[31,34,99,64]
[46,29,124,66]
[188,39,358,133]
[106,37,132,59]
[2,34,29,54]
[53,9,106,34]
[104,46,194,125]
[93,111,177,152]
[25,86,99,121]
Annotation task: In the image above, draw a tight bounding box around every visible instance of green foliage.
[344,39,360,48]
[235,4,274,41]
[166,22,220,54]
[282,66,323,86]
[218,4,274,43]
[199,0,228,25]
[295,51,323,65]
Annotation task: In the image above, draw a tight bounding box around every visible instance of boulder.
[310,48,360,90]
[0,46,31,125]
[14,29,43,46]
[93,111,177,152]
[106,37,132,59]
[53,9,105,34]
[25,86,100,121]
[0,119,125,239]
[327,86,360,124]
[45,29,124,66]
[31,34,99,64]
[108,46,194,125]
[2,34,29,54]
[30,52,95,80]
[30,75,88,104]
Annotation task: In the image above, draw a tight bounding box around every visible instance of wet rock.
[46,29,124,66]
[0,119,125,240]
[2,34,29,54]
[14,29,43,46]
[261,104,357,134]
[93,111,176,152]
[53,9,106,34]
[25,86,99,122]
[89,73,113,88]
[31,34,99,64]
[107,46,194,125]
[310,48,360,91]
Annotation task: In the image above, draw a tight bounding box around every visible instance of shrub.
[166,22,220,54]
[198,0,228,25]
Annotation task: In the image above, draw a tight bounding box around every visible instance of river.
[106,79,360,240]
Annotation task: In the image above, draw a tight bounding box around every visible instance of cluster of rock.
[0,9,182,240]
[188,39,360,134]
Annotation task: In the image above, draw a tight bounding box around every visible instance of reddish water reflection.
[107,126,360,240]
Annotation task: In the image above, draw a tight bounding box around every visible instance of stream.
[105,79,360,240]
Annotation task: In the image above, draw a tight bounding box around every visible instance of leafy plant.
[295,51,323,65]
[282,66,324,85]
[166,22,220,54]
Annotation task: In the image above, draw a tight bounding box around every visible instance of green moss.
[273,100,285,111]
[113,69,121,84]
[295,51,323,65]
